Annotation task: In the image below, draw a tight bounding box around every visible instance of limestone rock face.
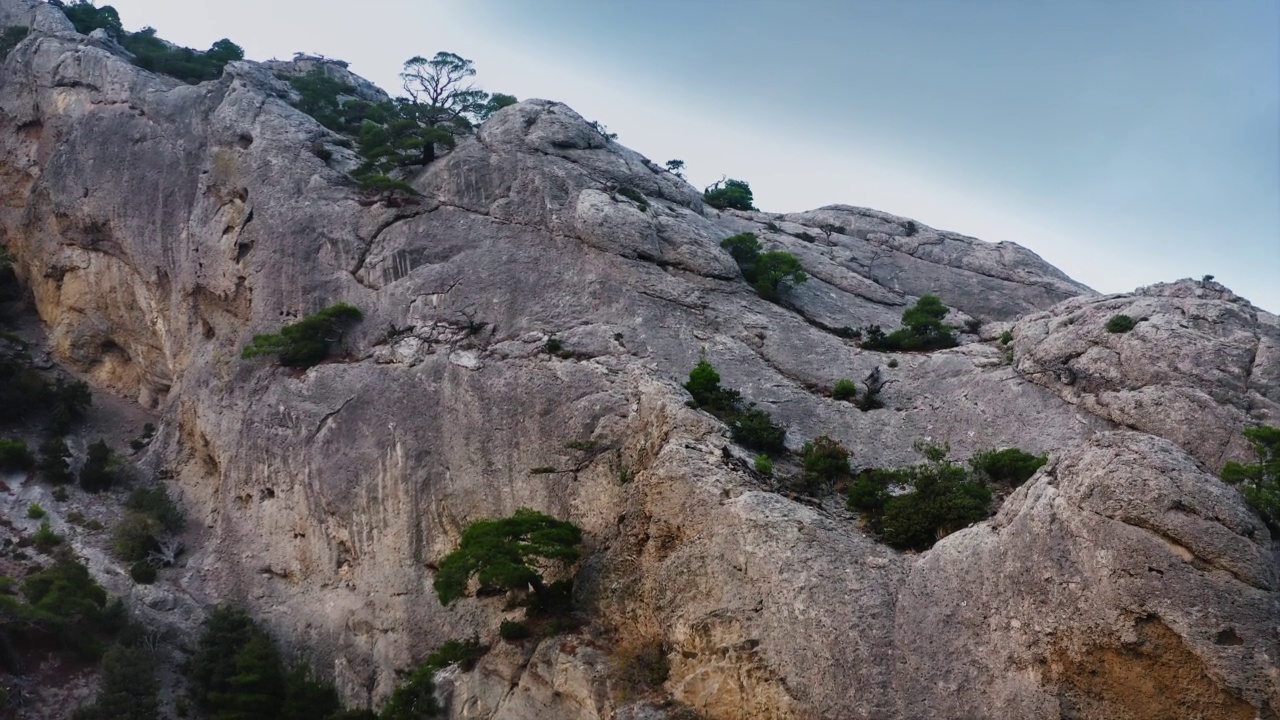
[1012,279,1280,468]
[1,5,1277,719]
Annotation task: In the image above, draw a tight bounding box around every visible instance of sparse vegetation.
[0,438,33,470]
[79,440,118,492]
[847,442,993,551]
[242,303,363,368]
[499,619,532,641]
[664,159,685,179]
[34,519,64,550]
[1221,425,1280,532]
[60,2,243,84]
[1105,314,1138,334]
[71,642,161,720]
[38,436,74,484]
[703,178,756,211]
[999,330,1013,345]
[26,503,45,520]
[754,453,774,476]
[831,379,858,401]
[969,448,1047,487]
[860,295,958,352]
[793,435,852,496]
[0,25,28,59]
[719,232,807,302]
[432,509,583,609]
[614,185,648,212]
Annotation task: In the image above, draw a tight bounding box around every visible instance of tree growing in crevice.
[242,303,363,368]
[1222,425,1280,532]
[719,233,807,302]
[683,356,788,454]
[860,294,958,352]
[703,178,755,211]
[432,509,583,609]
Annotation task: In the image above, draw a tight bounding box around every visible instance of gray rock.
[1,6,1275,718]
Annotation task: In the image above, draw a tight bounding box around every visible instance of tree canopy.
[1222,425,1280,532]
[718,232,807,302]
[433,509,583,606]
[861,294,958,352]
[242,303,363,368]
[703,179,756,211]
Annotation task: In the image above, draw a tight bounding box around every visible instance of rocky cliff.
[1,2,1277,718]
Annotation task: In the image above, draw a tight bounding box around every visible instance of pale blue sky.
[102,0,1280,310]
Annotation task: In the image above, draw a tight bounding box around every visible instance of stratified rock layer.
[1,3,1277,717]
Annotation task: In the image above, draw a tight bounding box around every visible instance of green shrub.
[26,503,44,520]
[861,295,958,352]
[0,438,33,470]
[129,561,157,585]
[729,406,787,454]
[424,635,485,672]
[38,437,73,484]
[1222,425,1280,532]
[544,337,563,355]
[433,509,583,608]
[969,448,1047,487]
[848,443,993,551]
[380,662,440,720]
[683,357,742,415]
[887,358,899,369]
[0,26,29,59]
[242,303,363,368]
[753,453,774,476]
[71,642,161,720]
[1106,314,1137,334]
[18,556,116,659]
[718,233,807,302]
[703,178,755,211]
[831,379,857,401]
[801,436,851,483]
[34,519,63,549]
[499,619,532,641]
[79,440,116,492]
[113,513,163,563]
[125,485,185,534]
[999,330,1013,345]
[615,185,648,212]
[52,486,69,502]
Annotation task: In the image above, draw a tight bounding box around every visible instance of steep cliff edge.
[1,3,1277,718]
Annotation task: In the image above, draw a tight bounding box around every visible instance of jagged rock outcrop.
[1,3,1277,718]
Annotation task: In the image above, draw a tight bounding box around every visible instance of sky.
[101,0,1280,311]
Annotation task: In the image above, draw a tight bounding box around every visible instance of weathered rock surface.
[1,4,1277,718]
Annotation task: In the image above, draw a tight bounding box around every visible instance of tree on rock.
[860,294,958,352]
[241,303,363,369]
[703,178,756,211]
[1222,425,1280,532]
[433,509,583,607]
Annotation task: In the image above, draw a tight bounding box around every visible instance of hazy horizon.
[100,0,1280,311]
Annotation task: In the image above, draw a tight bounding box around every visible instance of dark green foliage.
[904,220,919,237]
[1000,330,1013,345]
[34,519,63,549]
[544,337,563,355]
[861,295,958,352]
[848,443,994,551]
[831,379,857,401]
[121,30,244,84]
[703,179,755,211]
[80,439,115,492]
[432,509,583,607]
[71,643,160,720]
[499,619,532,641]
[729,406,787,454]
[188,606,342,720]
[126,485,185,534]
[380,663,440,720]
[129,561,157,584]
[113,513,162,563]
[0,349,92,431]
[477,93,518,122]
[242,303,363,368]
[683,357,741,415]
[615,185,648,212]
[0,437,33,470]
[26,502,45,519]
[52,486,69,502]
[969,448,1047,487]
[289,69,359,133]
[1106,314,1138,333]
[38,436,74,484]
[13,555,118,659]
[0,25,28,59]
[423,636,485,672]
[963,318,982,334]
[1221,425,1280,533]
[718,233,807,302]
[589,120,617,140]
[664,159,685,179]
[59,3,242,84]
[280,664,343,720]
[61,1,123,36]
[793,435,851,496]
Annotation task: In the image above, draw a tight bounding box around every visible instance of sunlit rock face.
[1,2,1276,717]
